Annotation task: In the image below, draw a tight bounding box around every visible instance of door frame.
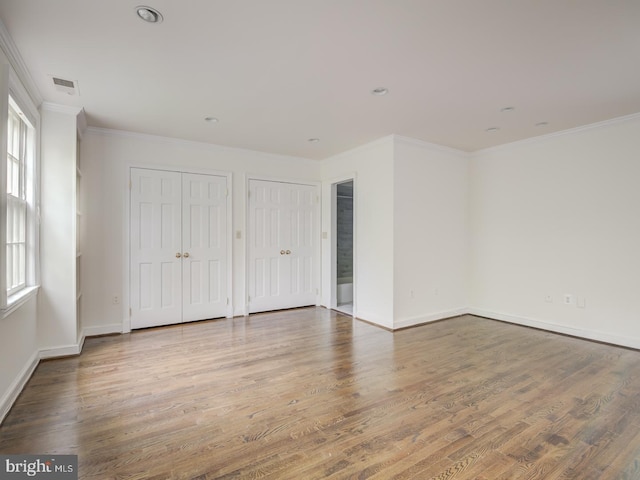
[323,173,357,317]
[124,163,233,333]
[244,174,321,316]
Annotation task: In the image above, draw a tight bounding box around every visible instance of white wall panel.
[80,129,320,330]
[392,137,470,327]
[470,116,640,348]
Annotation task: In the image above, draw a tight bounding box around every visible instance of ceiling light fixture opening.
[500,106,515,113]
[535,121,549,127]
[136,6,163,24]
[485,127,500,132]
[371,87,388,96]
[308,138,320,143]
[204,116,219,123]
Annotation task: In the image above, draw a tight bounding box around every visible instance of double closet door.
[248,179,317,313]
[130,168,228,329]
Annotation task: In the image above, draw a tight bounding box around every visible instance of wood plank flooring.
[2,307,640,479]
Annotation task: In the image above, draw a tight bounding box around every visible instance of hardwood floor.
[2,307,640,479]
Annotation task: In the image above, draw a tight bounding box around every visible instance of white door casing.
[248,179,317,313]
[130,168,228,329]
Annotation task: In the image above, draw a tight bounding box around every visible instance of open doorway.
[333,180,354,315]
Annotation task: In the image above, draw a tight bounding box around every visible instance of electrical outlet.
[112,296,120,305]
[544,295,553,303]
[577,296,586,308]
[563,294,574,305]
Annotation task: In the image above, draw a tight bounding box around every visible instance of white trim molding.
[468,308,640,350]
[474,112,640,156]
[39,337,85,360]
[0,18,42,108]
[393,308,468,330]
[83,324,122,337]
[0,350,38,425]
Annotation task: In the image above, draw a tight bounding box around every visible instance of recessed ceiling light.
[204,116,218,123]
[500,106,515,113]
[371,87,389,96]
[308,138,320,143]
[135,6,163,24]
[535,121,549,127]
[485,127,500,132]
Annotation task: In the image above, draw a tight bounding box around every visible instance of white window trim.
[0,63,40,317]
[2,285,38,318]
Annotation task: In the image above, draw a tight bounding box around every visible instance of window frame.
[0,65,40,316]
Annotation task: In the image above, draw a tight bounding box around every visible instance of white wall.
[321,136,395,328]
[0,54,40,423]
[469,115,640,348]
[393,137,469,328]
[80,129,321,332]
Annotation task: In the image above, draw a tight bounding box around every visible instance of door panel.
[182,173,227,322]
[249,179,317,313]
[130,168,182,329]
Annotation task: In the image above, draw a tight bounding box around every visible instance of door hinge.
[248,190,251,198]
[226,188,229,197]
[129,180,132,190]
[226,298,229,305]
[129,307,132,316]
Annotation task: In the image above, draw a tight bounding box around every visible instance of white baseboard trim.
[468,308,640,350]
[39,343,83,360]
[83,323,122,337]
[354,310,394,330]
[0,350,39,425]
[394,308,467,330]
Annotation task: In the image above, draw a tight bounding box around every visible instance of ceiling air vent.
[51,76,78,96]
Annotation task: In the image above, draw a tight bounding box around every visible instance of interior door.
[130,168,182,329]
[181,173,227,322]
[248,179,317,313]
[130,168,228,329]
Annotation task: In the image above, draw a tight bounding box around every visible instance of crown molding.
[40,102,83,115]
[322,135,395,163]
[85,126,316,163]
[474,112,640,156]
[393,134,471,158]
[0,17,42,107]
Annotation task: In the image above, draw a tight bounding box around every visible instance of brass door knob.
[176,253,182,258]
[280,250,286,255]
[286,250,291,255]
[183,252,190,258]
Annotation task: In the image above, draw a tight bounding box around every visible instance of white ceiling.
[0,0,639,160]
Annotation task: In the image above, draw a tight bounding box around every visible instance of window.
[6,101,29,295]
[1,89,38,314]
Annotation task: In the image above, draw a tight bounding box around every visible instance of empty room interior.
[1,1,640,478]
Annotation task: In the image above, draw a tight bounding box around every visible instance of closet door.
[130,168,182,329]
[130,168,228,329]
[248,179,317,313]
[182,173,228,322]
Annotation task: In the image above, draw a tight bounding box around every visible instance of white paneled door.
[248,179,317,313]
[130,168,228,329]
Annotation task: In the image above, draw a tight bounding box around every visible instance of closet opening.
[332,179,354,315]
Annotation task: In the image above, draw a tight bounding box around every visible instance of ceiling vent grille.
[51,76,78,95]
